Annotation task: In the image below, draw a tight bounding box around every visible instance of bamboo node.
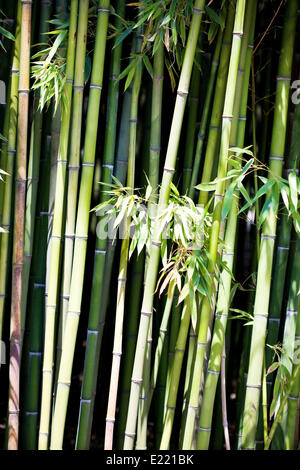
[188,405,198,411]
[163,166,175,174]
[129,119,137,124]
[276,76,291,81]
[98,8,110,13]
[183,167,192,172]
[269,155,284,161]
[18,89,30,94]
[141,311,152,318]
[152,240,162,247]
[286,309,297,316]
[124,432,135,439]
[102,164,114,169]
[166,405,176,410]
[287,395,298,401]
[153,75,164,81]
[261,234,276,240]
[68,311,81,317]
[106,418,116,423]
[207,369,220,376]
[150,146,161,152]
[175,347,185,353]
[82,162,95,167]
[278,245,289,251]
[222,114,233,120]
[90,84,103,90]
[193,7,204,14]
[73,85,84,90]
[254,313,268,319]
[246,384,261,390]
[132,378,143,385]
[80,399,92,404]
[197,342,207,348]
[177,90,188,98]
[268,318,280,322]
[198,426,211,432]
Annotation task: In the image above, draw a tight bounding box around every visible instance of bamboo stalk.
[21,0,52,349]
[8,0,32,450]
[50,1,110,449]
[0,0,21,340]
[196,3,235,207]
[189,29,222,200]
[241,0,298,449]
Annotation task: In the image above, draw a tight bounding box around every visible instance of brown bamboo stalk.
[8,0,32,450]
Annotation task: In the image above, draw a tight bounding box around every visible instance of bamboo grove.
[0,0,299,451]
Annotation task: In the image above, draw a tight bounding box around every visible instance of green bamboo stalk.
[160,294,192,449]
[38,0,78,449]
[265,84,300,400]
[0,1,21,340]
[196,0,256,449]
[50,1,110,449]
[197,3,235,207]
[265,362,300,450]
[21,117,52,450]
[104,31,143,450]
[276,236,300,440]
[136,321,152,450]
[285,278,300,450]
[8,0,32,450]
[241,0,298,450]
[180,0,246,450]
[21,0,52,349]
[123,1,205,450]
[189,29,222,201]
[75,1,126,450]
[182,43,201,194]
[116,251,145,449]
[58,0,89,352]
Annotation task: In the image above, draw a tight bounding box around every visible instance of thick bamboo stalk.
[241,0,298,450]
[38,0,78,449]
[50,1,110,449]
[8,0,32,450]
[123,1,205,450]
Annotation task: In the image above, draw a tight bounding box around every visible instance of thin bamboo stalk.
[197,3,235,207]
[0,1,21,340]
[8,0,32,450]
[189,29,222,200]
[21,117,52,450]
[241,0,298,449]
[21,0,52,349]
[50,1,110,449]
